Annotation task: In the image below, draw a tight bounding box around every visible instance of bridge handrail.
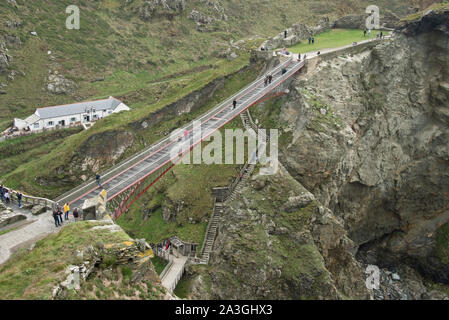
[199,197,217,259]
[55,57,294,204]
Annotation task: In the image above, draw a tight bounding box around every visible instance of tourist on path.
[308,36,312,44]
[53,209,60,227]
[64,203,70,221]
[284,30,287,38]
[96,173,101,188]
[0,185,4,202]
[364,28,367,37]
[73,208,79,222]
[57,206,63,225]
[17,192,22,208]
[4,190,10,204]
[232,100,237,110]
[380,31,383,39]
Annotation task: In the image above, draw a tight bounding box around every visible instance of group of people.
[0,185,23,208]
[52,202,80,227]
[264,74,273,87]
[364,28,384,39]
[308,36,315,44]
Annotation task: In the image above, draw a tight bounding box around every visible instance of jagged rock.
[281,192,315,212]
[5,20,22,29]
[139,0,185,21]
[47,72,77,95]
[30,31,38,36]
[0,42,11,74]
[7,0,18,8]
[31,204,46,216]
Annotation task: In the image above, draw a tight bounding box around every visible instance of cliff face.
[191,166,369,300]
[187,7,449,300]
[279,9,449,282]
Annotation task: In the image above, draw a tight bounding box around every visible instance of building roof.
[24,114,40,124]
[35,97,123,120]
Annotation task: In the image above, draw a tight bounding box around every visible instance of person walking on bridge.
[96,173,102,188]
[232,100,237,110]
[268,74,273,84]
[264,76,268,87]
[64,203,70,221]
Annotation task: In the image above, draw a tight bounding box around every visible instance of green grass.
[0,220,131,299]
[288,29,391,54]
[151,256,169,276]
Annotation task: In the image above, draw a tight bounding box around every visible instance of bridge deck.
[55,57,305,211]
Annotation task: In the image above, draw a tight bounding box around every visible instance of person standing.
[308,36,312,44]
[364,28,367,37]
[4,189,10,204]
[284,30,287,38]
[63,203,70,221]
[73,208,79,222]
[96,173,101,187]
[380,31,383,39]
[232,100,237,110]
[17,191,22,208]
[312,37,315,44]
[268,74,273,84]
[368,29,371,37]
[0,185,4,203]
[264,76,268,87]
[53,209,60,227]
[57,206,63,225]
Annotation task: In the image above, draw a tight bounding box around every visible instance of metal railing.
[1,186,54,208]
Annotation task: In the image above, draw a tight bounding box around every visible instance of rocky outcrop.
[272,10,449,285]
[47,71,77,95]
[0,42,11,74]
[138,0,185,21]
[191,167,369,300]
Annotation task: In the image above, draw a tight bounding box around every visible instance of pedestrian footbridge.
[54,56,306,219]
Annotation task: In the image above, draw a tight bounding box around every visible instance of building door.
[83,115,90,122]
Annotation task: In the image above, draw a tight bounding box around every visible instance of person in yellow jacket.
[63,203,70,221]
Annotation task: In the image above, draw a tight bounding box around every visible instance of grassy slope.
[0,221,133,299]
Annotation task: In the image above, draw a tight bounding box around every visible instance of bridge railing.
[1,186,55,208]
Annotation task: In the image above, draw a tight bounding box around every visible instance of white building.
[14,97,130,132]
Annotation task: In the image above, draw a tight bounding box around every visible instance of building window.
[70,117,76,122]
[93,114,98,119]
[47,121,54,126]
[34,123,39,129]
[58,120,65,126]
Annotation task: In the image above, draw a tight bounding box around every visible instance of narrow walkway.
[0,204,71,265]
[160,255,188,293]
